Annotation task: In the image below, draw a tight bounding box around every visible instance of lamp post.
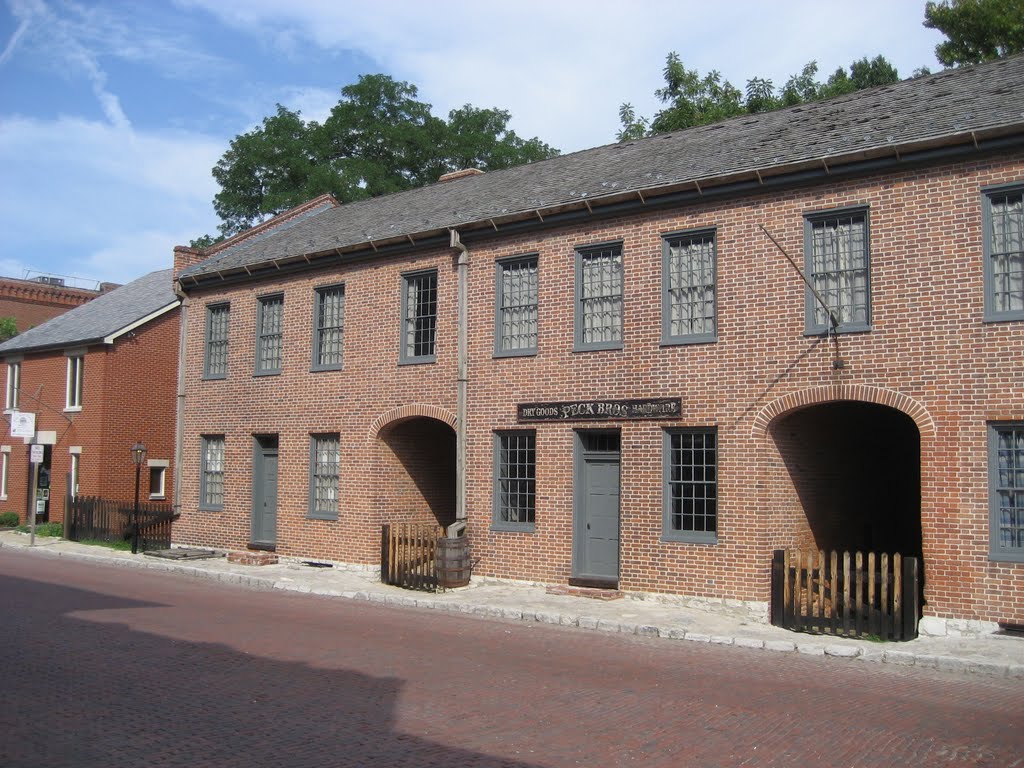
[130,442,147,554]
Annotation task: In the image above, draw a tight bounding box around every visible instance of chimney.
[438,168,485,183]
[173,245,207,281]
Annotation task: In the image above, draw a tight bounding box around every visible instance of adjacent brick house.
[173,56,1024,630]
[0,270,180,524]
[0,275,115,336]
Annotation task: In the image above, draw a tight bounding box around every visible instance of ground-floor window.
[309,434,340,520]
[492,431,536,531]
[200,436,225,511]
[990,423,1024,562]
[663,428,717,543]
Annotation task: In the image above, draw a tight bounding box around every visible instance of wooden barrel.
[436,536,471,588]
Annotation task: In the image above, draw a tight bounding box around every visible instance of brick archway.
[751,384,935,439]
[368,403,458,439]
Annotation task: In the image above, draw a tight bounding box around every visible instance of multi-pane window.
[200,436,225,511]
[255,295,283,374]
[493,431,536,531]
[5,361,20,409]
[65,353,84,409]
[576,243,623,350]
[990,423,1024,562]
[663,229,716,343]
[804,208,870,333]
[401,270,437,363]
[309,434,340,520]
[69,453,80,498]
[983,185,1024,321]
[204,303,230,379]
[664,429,717,543]
[313,286,345,370]
[496,256,538,355]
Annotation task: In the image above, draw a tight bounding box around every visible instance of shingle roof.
[0,269,179,355]
[180,55,1024,282]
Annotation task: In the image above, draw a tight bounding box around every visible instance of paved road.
[1,551,1021,768]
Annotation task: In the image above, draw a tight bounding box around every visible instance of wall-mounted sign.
[517,397,681,422]
[30,444,44,464]
[11,410,35,439]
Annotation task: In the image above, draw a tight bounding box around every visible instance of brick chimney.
[173,246,206,281]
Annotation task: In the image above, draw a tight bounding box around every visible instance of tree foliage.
[617,53,901,140]
[0,317,16,341]
[201,75,558,241]
[925,0,1024,66]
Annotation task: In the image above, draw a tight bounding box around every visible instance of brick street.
[1,550,1021,768]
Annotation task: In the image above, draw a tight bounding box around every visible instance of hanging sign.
[517,397,682,422]
[11,411,35,439]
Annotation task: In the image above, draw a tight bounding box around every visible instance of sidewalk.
[2,530,1021,678]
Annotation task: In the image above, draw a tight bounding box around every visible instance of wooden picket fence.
[381,522,444,591]
[771,549,919,641]
[67,496,178,552]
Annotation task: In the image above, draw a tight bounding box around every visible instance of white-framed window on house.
[804,207,871,334]
[200,436,225,511]
[982,183,1024,322]
[492,431,536,532]
[989,423,1024,563]
[5,361,20,410]
[663,428,718,544]
[662,228,717,344]
[495,255,538,356]
[401,270,438,364]
[148,459,168,500]
[575,242,623,351]
[69,450,81,498]
[65,351,84,410]
[308,434,340,520]
[1,446,10,500]
[204,303,230,379]
[255,294,284,375]
[312,285,345,371]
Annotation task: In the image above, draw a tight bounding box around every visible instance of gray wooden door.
[574,432,621,585]
[252,437,278,547]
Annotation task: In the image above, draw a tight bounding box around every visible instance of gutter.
[448,229,469,539]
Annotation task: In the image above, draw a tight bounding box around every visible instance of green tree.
[202,75,558,241]
[925,0,1024,66]
[0,317,16,341]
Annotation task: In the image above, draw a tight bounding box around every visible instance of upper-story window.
[495,255,538,356]
[312,285,345,371]
[575,242,623,351]
[804,207,870,334]
[65,352,84,410]
[255,294,284,375]
[5,361,20,410]
[401,270,437,364]
[662,229,717,344]
[982,184,1024,322]
[204,303,230,379]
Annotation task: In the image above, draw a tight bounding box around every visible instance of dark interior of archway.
[379,418,457,528]
[775,402,922,558]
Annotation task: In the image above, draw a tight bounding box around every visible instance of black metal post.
[132,461,141,554]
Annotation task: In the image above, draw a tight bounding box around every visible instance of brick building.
[0,275,115,336]
[172,56,1024,630]
[0,270,180,524]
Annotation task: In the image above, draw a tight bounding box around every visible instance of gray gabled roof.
[0,269,179,356]
[180,54,1024,284]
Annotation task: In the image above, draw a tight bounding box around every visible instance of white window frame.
[69,451,80,499]
[148,459,168,500]
[5,361,20,410]
[1,447,9,500]
[65,351,85,410]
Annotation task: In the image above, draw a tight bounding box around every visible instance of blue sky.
[0,0,944,287]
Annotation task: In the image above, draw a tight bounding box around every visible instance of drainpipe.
[448,229,469,539]
[172,282,189,524]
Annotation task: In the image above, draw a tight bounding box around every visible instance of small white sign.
[30,444,44,464]
[11,411,35,439]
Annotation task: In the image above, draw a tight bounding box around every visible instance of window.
[5,361,20,410]
[255,295,283,374]
[492,431,536,531]
[69,452,80,498]
[662,229,716,343]
[204,303,230,379]
[401,270,437,364]
[148,460,168,500]
[983,184,1024,321]
[313,286,345,370]
[989,423,1024,562]
[663,429,717,543]
[575,243,623,350]
[200,436,225,511]
[1,449,8,500]
[65,353,84,409]
[495,256,538,355]
[309,434,340,519]
[804,208,870,334]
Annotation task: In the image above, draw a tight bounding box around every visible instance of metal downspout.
[172,283,189,523]
[448,229,469,538]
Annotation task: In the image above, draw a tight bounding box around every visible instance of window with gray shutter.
[990,423,1024,562]
[313,286,345,370]
[983,185,1024,321]
[663,429,717,543]
[255,295,283,374]
[496,256,538,355]
[204,304,230,379]
[492,431,536,531]
[804,209,870,334]
[575,243,623,350]
[663,229,716,343]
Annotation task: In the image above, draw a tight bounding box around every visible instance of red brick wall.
[175,152,1024,625]
[0,279,101,334]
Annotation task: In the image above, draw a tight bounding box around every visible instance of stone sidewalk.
[2,530,1021,678]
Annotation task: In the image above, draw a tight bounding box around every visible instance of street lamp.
[130,442,147,554]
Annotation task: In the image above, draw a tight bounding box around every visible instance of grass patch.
[78,538,133,552]
[16,522,64,537]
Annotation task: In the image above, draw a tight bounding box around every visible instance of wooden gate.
[381,523,443,591]
[771,549,919,641]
